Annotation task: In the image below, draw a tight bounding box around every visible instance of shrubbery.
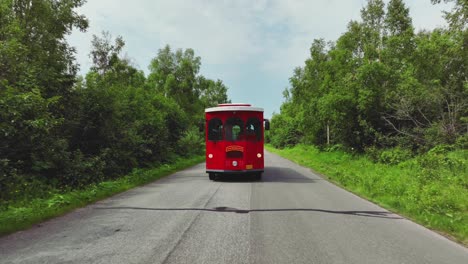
[0,1,229,205]
[365,146,413,165]
[177,127,205,157]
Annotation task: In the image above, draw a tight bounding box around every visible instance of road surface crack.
[157,182,223,264]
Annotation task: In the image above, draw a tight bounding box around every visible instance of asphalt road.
[0,151,466,264]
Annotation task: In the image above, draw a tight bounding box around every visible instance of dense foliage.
[269,0,467,152]
[0,0,229,205]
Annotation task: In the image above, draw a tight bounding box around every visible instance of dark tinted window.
[208,118,223,140]
[225,117,244,141]
[246,117,261,141]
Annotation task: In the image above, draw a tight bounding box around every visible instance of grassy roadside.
[0,155,204,237]
[266,144,467,245]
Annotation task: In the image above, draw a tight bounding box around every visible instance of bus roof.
[205,103,264,113]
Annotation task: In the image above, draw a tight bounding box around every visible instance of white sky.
[68,0,451,118]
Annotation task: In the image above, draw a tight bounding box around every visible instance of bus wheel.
[209,173,215,181]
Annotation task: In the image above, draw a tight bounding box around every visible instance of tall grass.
[267,144,467,245]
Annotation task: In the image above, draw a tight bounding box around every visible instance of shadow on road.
[95,206,402,219]
[262,167,318,183]
[216,167,317,183]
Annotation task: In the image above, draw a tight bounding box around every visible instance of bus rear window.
[208,118,223,140]
[225,117,244,141]
[246,117,261,141]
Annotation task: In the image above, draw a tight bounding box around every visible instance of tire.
[209,173,219,181]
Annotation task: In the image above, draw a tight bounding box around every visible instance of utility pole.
[327,121,330,145]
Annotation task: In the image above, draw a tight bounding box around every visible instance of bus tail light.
[257,153,262,158]
[208,154,213,158]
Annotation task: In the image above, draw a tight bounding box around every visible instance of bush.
[455,134,468,149]
[365,146,413,165]
[62,151,106,188]
[427,144,455,155]
[269,114,302,148]
[324,144,347,152]
[378,147,413,165]
[177,127,204,157]
[415,147,466,186]
[0,159,17,205]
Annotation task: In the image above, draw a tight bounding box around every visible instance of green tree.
[431,0,467,31]
[360,0,386,61]
[0,0,88,97]
[196,76,230,109]
[270,0,466,150]
[0,1,231,203]
[147,45,201,113]
[0,0,89,196]
[383,0,415,65]
[147,45,230,121]
[90,31,125,75]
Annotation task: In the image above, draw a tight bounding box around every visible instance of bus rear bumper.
[206,169,263,174]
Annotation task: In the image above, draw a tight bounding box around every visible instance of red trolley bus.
[205,103,270,181]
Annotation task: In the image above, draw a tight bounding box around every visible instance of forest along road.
[0,151,467,264]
